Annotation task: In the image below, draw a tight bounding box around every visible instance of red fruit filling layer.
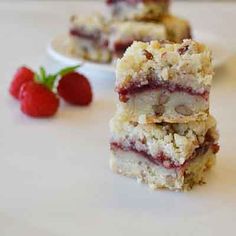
[117,79,209,103]
[113,39,153,56]
[70,29,108,47]
[110,133,219,170]
[106,0,169,5]
[113,40,134,55]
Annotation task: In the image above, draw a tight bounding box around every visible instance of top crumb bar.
[116,40,214,123]
[116,40,213,95]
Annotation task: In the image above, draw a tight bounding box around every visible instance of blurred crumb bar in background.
[68,0,192,63]
[108,15,191,59]
[69,14,112,63]
[109,21,167,58]
[106,0,169,21]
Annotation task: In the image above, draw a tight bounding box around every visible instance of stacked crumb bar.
[110,40,219,191]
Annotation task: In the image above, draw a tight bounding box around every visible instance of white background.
[0,1,236,236]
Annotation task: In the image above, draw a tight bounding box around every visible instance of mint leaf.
[33,64,82,91]
[44,74,57,90]
[34,73,41,84]
[56,64,81,77]
[39,67,47,82]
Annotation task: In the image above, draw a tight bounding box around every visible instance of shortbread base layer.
[110,148,215,191]
[69,37,111,63]
[118,90,209,123]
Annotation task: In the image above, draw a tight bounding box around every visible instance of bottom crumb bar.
[110,148,216,191]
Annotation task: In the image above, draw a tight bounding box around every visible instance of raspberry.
[9,64,83,118]
[9,66,34,99]
[20,81,59,117]
[57,72,92,106]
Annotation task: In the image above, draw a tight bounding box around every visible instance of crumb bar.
[69,14,111,63]
[110,113,219,190]
[110,113,219,167]
[116,40,213,123]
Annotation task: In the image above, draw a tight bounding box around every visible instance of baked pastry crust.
[116,40,213,92]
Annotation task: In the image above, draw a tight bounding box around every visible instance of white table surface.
[1,1,236,236]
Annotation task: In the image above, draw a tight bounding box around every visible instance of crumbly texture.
[69,37,111,63]
[110,112,218,165]
[116,40,213,94]
[109,21,166,52]
[107,1,169,21]
[110,148,216,191]
[70,13,109,35]
[160,14,192,43]
[117,90,209,123]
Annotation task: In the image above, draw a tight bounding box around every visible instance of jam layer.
[114,40,134,54]
[70,29,108,47]
[114,39,153,56]
[70,29,100,40]
[110,134,219,170]
[107,0,169,5]
[117,79,209,103]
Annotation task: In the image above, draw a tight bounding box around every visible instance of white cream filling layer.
[117,89,209,123]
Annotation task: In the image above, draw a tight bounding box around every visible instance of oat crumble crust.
[116,40,213,93]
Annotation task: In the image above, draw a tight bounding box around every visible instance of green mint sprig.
[34,64,81,90]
